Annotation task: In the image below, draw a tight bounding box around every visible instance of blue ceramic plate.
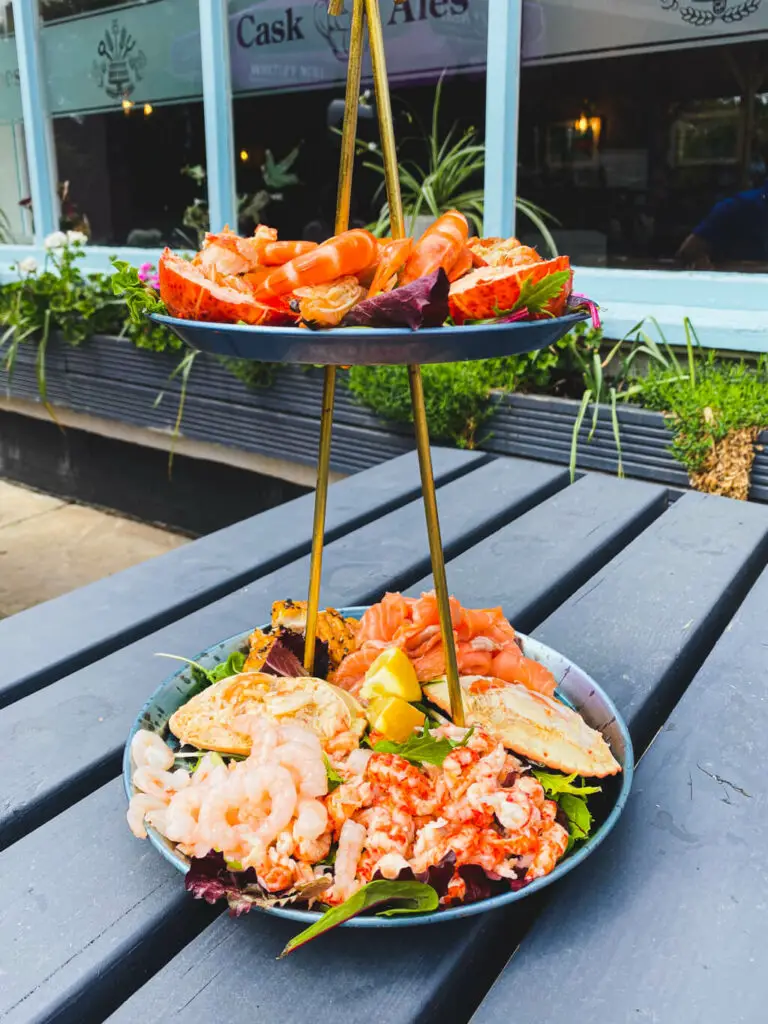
[150,311,588,364]
[123,606,633,927]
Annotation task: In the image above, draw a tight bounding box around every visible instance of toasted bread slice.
[169,672,365,755]
[423,676,620,777]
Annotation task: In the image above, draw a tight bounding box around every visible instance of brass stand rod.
[304,366,336,673]
[364,0,405,239]
[333,0,366,235]
[407,367,464,726]
[304,0,365,673]
[365,0,463,724]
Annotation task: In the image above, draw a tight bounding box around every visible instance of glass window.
[0,8,33,243]
[520,0,768,272]
[41,0,205,246]
[227,0,487,241]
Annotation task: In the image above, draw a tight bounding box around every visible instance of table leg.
[408,365,465,726]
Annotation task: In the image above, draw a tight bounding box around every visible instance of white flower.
[66,230,87,246]
[19,257,38,275]
[44,231,68,250]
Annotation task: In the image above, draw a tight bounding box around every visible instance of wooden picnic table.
[1,449,767,1024]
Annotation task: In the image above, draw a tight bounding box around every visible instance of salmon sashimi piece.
[329,643,386,689]
[356,592,414,644]
[492,649,556,696]
[332,591,557,699]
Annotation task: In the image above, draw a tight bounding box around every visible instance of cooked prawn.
[400,210,469,285]
[328,818,366,903]
[130,729,174,771]
[250,229,379,300]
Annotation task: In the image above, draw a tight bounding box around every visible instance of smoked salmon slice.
[332,591,556,698]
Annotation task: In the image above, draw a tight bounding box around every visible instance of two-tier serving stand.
[155,0,587,726]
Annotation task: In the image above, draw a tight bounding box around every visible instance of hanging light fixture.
[122,98,134,114]
[144,103,153,116]
[240,149,249,162]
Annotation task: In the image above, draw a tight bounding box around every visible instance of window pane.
[520,0,768,272]
[228,0,487,240]
[0,12,32,243]
[42,0,205,246]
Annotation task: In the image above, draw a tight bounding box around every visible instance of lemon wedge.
[359,647,421,703]
[367,696,426,743]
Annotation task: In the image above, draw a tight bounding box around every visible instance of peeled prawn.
[130,729,174,771]
[329,818,366,903]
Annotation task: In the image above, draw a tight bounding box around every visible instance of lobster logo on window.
[660,0,762,26]
[92,19,147,99]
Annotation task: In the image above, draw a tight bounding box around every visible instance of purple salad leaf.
[341,268,449,330]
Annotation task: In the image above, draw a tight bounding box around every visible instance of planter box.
[2,333,767,502]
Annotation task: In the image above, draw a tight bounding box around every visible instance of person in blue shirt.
[677,158,768,269]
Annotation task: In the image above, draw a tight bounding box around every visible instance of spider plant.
[567,318,697,481]
[358,79,559,252]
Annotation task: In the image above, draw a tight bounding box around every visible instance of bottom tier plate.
[123,606,633,928]
[150,312,588,364]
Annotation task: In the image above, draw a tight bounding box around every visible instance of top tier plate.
[151,311,588,365]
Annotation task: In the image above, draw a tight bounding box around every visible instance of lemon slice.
[359,647,421,703]
[367,695,426,743]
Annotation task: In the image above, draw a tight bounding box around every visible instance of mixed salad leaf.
[279,880,439,956]
[532,768,602,852]
[341,268,449,329]
[371,717,473,767]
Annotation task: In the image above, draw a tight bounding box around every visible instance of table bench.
[1,450,766,1024]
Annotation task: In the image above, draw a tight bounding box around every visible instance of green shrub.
[638,354,768,473]
[346,347,566,448]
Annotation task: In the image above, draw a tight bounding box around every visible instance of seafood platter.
[152,216,594,362]
[125,594,632,955]
[125,0,630,956]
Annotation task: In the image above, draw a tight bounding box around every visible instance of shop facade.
[1,0,767,349]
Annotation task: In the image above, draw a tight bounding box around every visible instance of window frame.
[2,0,766,352]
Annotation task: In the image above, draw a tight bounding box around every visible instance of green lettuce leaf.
[279,880,438,956]
[373,718,473,767]
[208,651,246,683]
[532,769,601,798]
[532,768,601,853]
[324,755,343,792]
[558,792,594,852]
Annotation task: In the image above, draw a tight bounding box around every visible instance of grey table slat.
[534,490,768,751]
[4,461,768,1024]
[0,457,562,851]
[409,473,668,630]
[92,485,768,1024]
[472,566,768,1024]
[0,447,484,708]
[0,457,567,1022]
[0,779,215,1024]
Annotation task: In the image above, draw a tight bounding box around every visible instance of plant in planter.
[637,350,768,501]
[347,347,567,449]
[359,79,559,251]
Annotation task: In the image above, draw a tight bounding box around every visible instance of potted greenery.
[359,79,558,251]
